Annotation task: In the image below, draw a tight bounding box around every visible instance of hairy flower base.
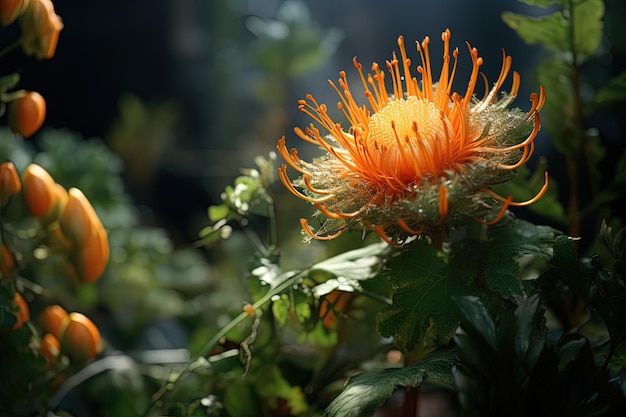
[278,29,547,245]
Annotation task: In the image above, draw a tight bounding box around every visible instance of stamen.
[397,218,425,235]
[300,218,346,240]
[475,194,514,225]
[438,185,449,223]
[372,224,403,247]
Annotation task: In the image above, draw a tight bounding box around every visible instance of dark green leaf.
[377,240,465,351]
[453,296,497,352]
[324,349,456,417]
[511,294,547,382]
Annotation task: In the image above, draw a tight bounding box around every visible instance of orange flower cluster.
[38,304,101,365]
[278,29,547,245]
[0,162,110,284]
[1,0,62,137]
[1,0,63,58]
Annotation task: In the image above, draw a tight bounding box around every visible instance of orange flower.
[7,91,46,138]
[18,0,63,60]
[0,161,21,206]
[0,0,30,26]
[278,29,547,245]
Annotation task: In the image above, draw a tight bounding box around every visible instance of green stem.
[141,268,306,417]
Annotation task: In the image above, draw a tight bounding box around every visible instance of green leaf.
[453,296,497,351]
[586,71,626,113]
[503,0,604,62]
[510,294,547,382]
[535,58,579,155]
[310,242,390,297]
[377,240,465,351]
[324,349,456,417]
[502,11,569,51]
[208,204,230,222]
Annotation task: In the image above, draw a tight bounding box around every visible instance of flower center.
[369,96,451,146]
[367,96,454,180]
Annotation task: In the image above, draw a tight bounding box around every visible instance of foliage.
[2,0,626,417]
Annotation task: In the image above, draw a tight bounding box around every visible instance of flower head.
[278,29,547,245]
[19,0,63,60]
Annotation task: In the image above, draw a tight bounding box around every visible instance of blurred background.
[12,0,624,244]
[2,1,626,415]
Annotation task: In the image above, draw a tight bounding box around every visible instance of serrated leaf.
[377,240,465,351]
[324,349,456,417]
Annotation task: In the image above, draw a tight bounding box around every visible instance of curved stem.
[141,268,306,417]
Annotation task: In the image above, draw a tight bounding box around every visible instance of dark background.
[4,0,625,242]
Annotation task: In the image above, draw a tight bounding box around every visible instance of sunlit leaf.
[324,349,455,417]
[310,242,390,297]
[502,0,604,62]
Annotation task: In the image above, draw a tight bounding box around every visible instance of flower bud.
[0,161,21,206]
[60,187,100,245]
[39,332,61,366]
[7,91,46,138]
[21,163,56,218]
[12,292,30,329]
[18,0,63,60]
[38,304,68,338]
[75,224,109,283]
[0,0,30,26]
[59,312,100,364]
[0,244,13,278]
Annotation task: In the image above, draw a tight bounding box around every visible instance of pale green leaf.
[324,349,456,417]
[310,242,391,297]
[503,0,604,62]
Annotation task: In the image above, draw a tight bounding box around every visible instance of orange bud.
[18,0,62,59]
[0,243,14,278]
[59,312,100,364]
[39,332,60,366]
[41,182,68,224]
[74,224,109,283]
[38,304,68,338]
[60,188,100,245]
[0,162,21,206]
[7,91,46,138]
[21,163,56,218]
[12,292,30,329]
[0,0,30,26]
